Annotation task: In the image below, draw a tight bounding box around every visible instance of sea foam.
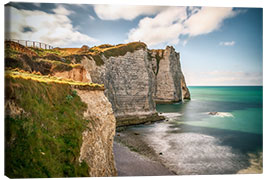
[160,113,182,120]
[207,112,234,118]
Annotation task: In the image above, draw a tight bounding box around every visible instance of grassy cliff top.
[90,42,146,56]
[5,69,104,90]
[5,74,90,178]
[5,41,147,67]
[5,40,147,56]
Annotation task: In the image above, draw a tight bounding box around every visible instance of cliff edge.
[4,69,117,177]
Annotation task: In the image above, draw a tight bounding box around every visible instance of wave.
[207,112,234,118]
[160,112,182,119]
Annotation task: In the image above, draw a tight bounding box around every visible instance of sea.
[125,86,263,175]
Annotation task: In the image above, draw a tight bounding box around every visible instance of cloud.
[5,6,98,47]
[93,4,166,20]
[127,7,186,46]
[219,41,235,46]
[32,3,41,8]
[183,7,236,36]
[52,5,73,16]
[125,7,238,47]
[185,70,262,86]
[89,15,95,20]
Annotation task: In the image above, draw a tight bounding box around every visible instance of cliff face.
[80,56,105,84]
[76,89,117,176]
[150,46,190,103]
[103,49,161,126]
[53,66,91,82]
[79,42,190,126]
[4,71,117,177]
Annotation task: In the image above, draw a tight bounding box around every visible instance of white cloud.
[32,3,41,8]
[219,41,235,46]
[89,15,95,20]
[127,7,186,46]
[5,6,98,47]
[93,4,166,20]
[182,40,188,46]
[52,5,73,16]
[185,70,262,86]
[125,7,238,47]
[183,7,236,36]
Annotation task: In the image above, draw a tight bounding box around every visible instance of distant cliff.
[149,46,190,103]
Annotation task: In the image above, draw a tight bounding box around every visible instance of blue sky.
[5,2,262,86]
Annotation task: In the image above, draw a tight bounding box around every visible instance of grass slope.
[5,75,91,178]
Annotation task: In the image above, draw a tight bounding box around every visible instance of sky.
[4,2,263,86]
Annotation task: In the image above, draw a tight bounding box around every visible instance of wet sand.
[113,142,174,176]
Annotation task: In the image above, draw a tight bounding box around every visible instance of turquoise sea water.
[157,86,263,134]
[126,86,263,175]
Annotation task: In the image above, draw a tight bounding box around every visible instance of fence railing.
[5,39,54,50]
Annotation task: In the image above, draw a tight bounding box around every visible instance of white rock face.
[77,89,117,176]
[80,56,105,84]
[104,49,161,126]
[150,46,190,103]
[81,43,190,126]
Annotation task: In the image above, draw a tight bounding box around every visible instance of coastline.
[114,123,263,176]
[113,141,174,176]
[114,125,176,176]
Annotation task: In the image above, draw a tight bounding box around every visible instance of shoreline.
[114,123,263,176]
[114,126,177,176]
[113,141,174,176]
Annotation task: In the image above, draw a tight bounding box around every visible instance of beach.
[114,124,262,175]
[113,141,174,176]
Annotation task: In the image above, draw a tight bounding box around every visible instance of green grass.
[5,48,20,59]
[102,42,147,58]
[29,47,63,57]
[5,70,105,90]
[5,76,90,178]
[87,54,104,66]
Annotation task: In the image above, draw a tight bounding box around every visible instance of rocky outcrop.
[150,46,190,103]
[180,72,191,100]
[53,66,91,82]
[76,89,117,176]
[80,56,105,84]
[79,42,190,126]
[103,48,163,126]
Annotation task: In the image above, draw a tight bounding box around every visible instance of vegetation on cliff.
[149,49,164,75]
[5,75,91,178]
[5,69,104,90]
[98,42,147,58]
[5,41,147,68]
